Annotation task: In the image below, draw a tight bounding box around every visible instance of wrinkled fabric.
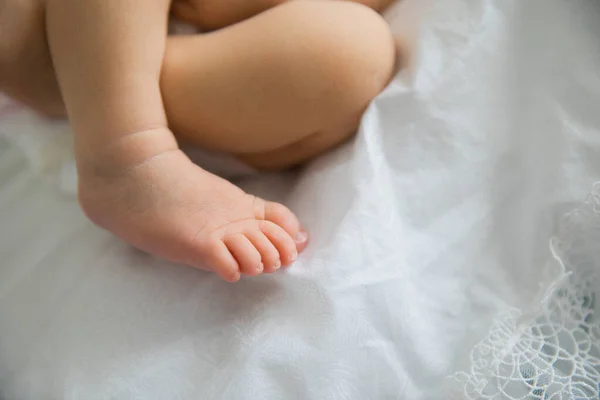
[1,0,599,399]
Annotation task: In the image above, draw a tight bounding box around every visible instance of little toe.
[294,229,309,253]
[264,202,309,252]
[245,230,281,273]
[259,221,298,266]
[224,234,264,276]
[203,240,241,283]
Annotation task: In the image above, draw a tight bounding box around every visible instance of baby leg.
[162,1,396,170]
[44,0,314,283]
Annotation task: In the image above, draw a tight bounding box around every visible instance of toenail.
[257,263,264,273]
[273,260,281,270]
[290,251,298,262]
[295,230,308,243]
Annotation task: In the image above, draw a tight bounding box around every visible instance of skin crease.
[0,0,396,281]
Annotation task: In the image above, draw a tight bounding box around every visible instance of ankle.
[75,127,180,178]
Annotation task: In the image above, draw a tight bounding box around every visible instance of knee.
[276,1,397,128]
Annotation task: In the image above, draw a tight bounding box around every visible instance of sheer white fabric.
[449,184,600,399]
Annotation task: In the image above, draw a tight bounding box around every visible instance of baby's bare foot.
[77,135,308,282]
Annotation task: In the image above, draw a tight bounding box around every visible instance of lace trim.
[448,183,600,399]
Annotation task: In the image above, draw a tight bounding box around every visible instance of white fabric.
[448,184,600,399]
[1,0,600,399]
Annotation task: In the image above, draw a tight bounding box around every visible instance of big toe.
[263,201,309,252]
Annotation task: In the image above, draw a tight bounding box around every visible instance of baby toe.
[203,240,241,283]
[224,234,264,276]
[245,230,281,273]
[264,201,309,252]
[259,221,298,266]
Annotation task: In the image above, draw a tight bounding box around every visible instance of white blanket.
[1,0,599,399]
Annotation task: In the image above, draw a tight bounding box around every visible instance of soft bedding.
[1,0,600,399]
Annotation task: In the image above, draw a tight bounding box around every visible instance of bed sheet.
[1,0,600,399]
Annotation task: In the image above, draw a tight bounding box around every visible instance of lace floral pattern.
[451,183,600,399]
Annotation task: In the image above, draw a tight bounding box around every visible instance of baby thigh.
[161,1,396,162]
